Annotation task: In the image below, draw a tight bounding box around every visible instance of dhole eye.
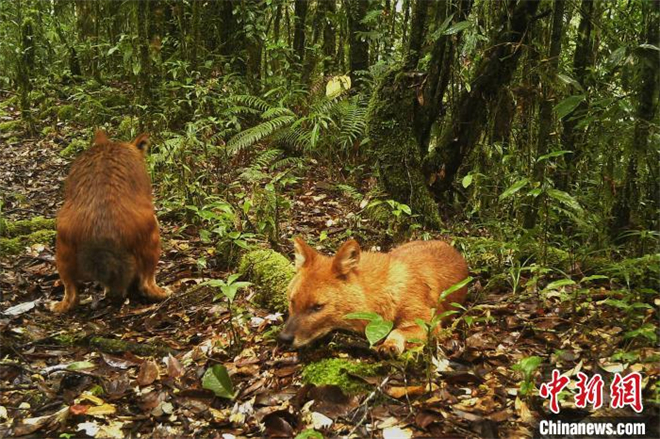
[311,304,324,313]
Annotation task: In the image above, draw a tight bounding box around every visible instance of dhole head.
[279,237,366,348]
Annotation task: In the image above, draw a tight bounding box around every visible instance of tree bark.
[523,0,566,229]
[292,0,308,64]
[425,0,541,198]
[559,0,596,190]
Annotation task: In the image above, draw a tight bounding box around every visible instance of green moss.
[54,333,85,346]
[41,126,55,137]
[0,120,21,133]
[366,67,440,226]
[0,230,56,256]
[238,249,295,313]
[57,104,77,121]
[89,336,173,357]
[60,138,88,158]
[2,216,55,238]
[302,358,381,395]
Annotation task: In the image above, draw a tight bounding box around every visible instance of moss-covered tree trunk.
[365,68,441,226]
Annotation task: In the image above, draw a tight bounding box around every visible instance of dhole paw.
[50,300,75,314]
[378,338,405,357]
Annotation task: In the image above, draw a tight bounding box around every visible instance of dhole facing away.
[279,238,469,354]
[52,131,169,313]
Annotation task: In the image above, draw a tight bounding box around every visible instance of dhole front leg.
[379,325,427,356]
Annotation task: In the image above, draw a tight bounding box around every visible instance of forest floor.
[0,108,658,438]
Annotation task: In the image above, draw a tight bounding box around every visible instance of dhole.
[52,131,169,313]
[279,238,468,354]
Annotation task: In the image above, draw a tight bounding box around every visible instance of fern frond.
[227,115,296,153]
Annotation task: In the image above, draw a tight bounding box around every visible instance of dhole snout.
[280,237,469,354]
[52,130,169,313]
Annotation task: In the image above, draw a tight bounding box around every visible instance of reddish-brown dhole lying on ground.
[279,238,469,354]
[51,131,169,314]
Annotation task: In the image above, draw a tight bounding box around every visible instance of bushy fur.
[52,131,168,313]
[280,238,469,354]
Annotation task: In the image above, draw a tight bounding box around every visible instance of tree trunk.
[424,0,541,198]
[403,0,428,70]
[321,0,337,75]
[559,0,596,191]
[292,0,308,64]
[346,0,369,86]
[523,0,566,229]
[365,69,441,226]
[610,0,660,237]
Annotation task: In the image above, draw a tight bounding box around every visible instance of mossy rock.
[302,358,381,395]
[2,216,55,238]
[0,120,22,133]
[57,104,77,121]
[60,138,88,158]
[0,229,56,256]
[238,248,295,313]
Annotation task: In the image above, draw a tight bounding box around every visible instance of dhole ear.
[132,133,150,152]
[293,237,315,270]
[333,239,361,276]
[94,130,109,145]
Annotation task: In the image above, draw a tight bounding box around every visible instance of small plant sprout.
[512,355,543,397]
[344,311,393,347]
[203,274,252,351]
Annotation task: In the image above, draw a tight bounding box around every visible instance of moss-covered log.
[1,216,56,237]
[365,67,441,226]
[302,358,381,395]
[0,230,56,256]
[89,336,174,357]
[238,248,295,313]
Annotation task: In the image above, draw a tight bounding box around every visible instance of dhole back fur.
[52,131,168,313]
[280,238,469,354]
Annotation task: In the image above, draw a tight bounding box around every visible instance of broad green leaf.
[545,279,576,290]
[295,430,324,439]
[462,174,473,188]
[608,46,627,66]
[499,178,529,200]
[557,74,583,90]
[202,365,234,399]
[344,311,381,321]
[638,43,660,52]
[440,276,473,301]
[512,355,543,378]
[547,188,582,212]
[537,150,572,162]
[443,21,471,35]
[67,361,95,371]
[365,319,393,347]
[554,95,585,119]
[326,75,351,98]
